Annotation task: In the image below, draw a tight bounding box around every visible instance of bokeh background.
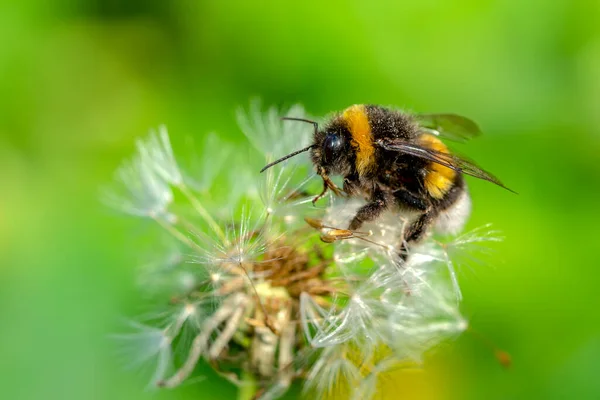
[2,1,600,399]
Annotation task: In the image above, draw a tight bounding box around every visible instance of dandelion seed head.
[107,103,501,400]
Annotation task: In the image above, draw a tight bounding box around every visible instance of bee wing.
[378,140,515,193]
[416,113,482,143]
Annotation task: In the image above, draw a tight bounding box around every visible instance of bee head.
[311,128,352,176]
[259,117,352,176]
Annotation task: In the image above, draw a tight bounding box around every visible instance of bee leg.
[348,189,388,231]
[312,178,330,205]
[324,175,344,197]
[313,169,343,205]
[398,211,436,260]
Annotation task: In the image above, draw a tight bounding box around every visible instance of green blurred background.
[2,0,600,399]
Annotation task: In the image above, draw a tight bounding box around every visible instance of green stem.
[238,370,258,400]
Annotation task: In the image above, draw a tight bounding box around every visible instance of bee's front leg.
[348,188,388,231]
[313,167,344,205]
[312,178,330,205]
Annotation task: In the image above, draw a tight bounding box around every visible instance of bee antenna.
[281,117,319,136]
[259,144,316,173]
[259,117,320,173]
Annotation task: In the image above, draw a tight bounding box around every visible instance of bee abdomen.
[418,134,457,199]
[434,186,471,235]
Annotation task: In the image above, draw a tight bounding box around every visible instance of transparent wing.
[416,113,482,143]
[378,139,515,193]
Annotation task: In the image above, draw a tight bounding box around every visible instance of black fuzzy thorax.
[364,106,429,191]
[364,105,418,142]
[364,105,464,212]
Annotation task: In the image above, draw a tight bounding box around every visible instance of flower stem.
[238,370,258,400]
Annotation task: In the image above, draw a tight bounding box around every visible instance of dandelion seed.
[102,153,174,221]
[237,99,313,160]
[113,321,174,386]
[260,164,318,225]
[444,224,504,271]
[136,125,182,186]
[182,132,234,193]
[304,345,361,399]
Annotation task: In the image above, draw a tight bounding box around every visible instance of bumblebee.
[261,104,512,259]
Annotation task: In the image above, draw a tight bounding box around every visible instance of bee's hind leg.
[348,189,388,231]
[398,211,436,261]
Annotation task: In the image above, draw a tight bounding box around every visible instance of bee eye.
[323,134,343,163]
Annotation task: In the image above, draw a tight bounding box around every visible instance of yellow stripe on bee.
[418,134,456,199]
[342,104,375,176]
